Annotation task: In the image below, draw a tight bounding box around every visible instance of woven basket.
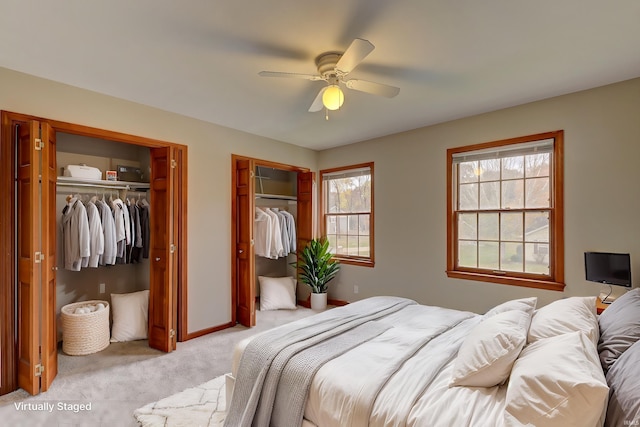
[61,300,110,356]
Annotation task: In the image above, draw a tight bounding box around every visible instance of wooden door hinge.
[171,159,177,169]
[170,329,176,338]
[34,251,45,263]
[170,244,176,254]
[34,138,44,151]
[35,364,45,377]
[250,170,255,178]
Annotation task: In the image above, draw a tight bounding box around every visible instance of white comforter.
[230,298,508,427]
[304,303,506,427]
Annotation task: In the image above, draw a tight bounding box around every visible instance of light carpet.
[134,373,229,427]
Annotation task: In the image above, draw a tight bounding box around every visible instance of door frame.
[231,155,313,326]
[0,110,188,395]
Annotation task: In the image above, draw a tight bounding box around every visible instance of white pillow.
[485,297,537,318]
[258,276,297,311]
[110,290,149,342]
[528,296,599,347]
[450,309,531,387]
[504,331,609,427]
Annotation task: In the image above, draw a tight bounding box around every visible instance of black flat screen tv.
[584,252,632,287]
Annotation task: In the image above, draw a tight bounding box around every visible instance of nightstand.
[596,298,609,315]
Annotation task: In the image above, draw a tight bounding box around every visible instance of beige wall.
[0,67,317,333]
[319,77,640,312]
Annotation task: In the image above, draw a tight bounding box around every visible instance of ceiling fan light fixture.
[322,85,344,110]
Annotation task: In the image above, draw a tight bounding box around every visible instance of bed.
[224,290,640,427]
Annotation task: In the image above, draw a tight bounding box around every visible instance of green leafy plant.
[294,238,340,294]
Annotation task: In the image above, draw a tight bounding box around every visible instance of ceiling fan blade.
[309,87,327,112]
[345,79,400,98]
[258,71,324,81]
[335,38,375,74]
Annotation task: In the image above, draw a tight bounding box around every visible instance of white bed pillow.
[504,331,609,427]
[110,290,149,342]
[450,309,531,387]
[485,297,537,317]
[527,296,599,347]
[258,276,297,311]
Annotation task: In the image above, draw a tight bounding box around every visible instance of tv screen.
[584,252,632,287]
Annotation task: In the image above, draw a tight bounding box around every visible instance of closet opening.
[0,111,187,396]
[231,156,313,327]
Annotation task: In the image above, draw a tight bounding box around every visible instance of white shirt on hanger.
[264,208,284,259]
[61,197,90,271]
[254,207,272,258]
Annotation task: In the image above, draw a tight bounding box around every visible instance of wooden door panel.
[297,171,314,250]
[148,147,176,352]
[16,121,41,395]
[234,158,254,327]
[40,123,57,391]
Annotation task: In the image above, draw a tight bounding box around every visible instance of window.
[447,131,564,291]
[321,163,374,267]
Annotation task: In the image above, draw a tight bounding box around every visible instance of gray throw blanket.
[224,296,417,427]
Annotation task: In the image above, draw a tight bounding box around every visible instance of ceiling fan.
[258,38,400,116]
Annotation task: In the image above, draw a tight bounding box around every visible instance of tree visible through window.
[321,163,374,267]
[447,132,564,290]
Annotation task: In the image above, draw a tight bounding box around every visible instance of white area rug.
[134,373,228,426]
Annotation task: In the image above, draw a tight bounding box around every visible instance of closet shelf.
[56,176,150,190]
[255,193,297,201]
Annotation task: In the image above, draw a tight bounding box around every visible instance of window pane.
[459,161,478,183]
[337,216,348,234]
[525,177,550,208]
[347,235,359,255]
[458,241,477,268]
[525,211,549,243]
[526,153,550,177]
[500,242,524,272]
[459,183,478,210]
[479,159,500,181]
[358,214,370,236]
[479,181,500,209]
[478,241,499,270]
[500,212,523,241]
[359,236,370,257]
[326,234,338,253]
[335,235,348,255]
[326,216,337,234]
[478,213,499,240]
[326,174,371,213]
[458,213,477,240]
[502,156,524,180]
[525,242,550,275]
[502,179,524,209]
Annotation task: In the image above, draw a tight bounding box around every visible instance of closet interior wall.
[56,133,151,340]
[254,166,297,298]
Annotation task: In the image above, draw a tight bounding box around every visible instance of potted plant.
[295,238,340,310]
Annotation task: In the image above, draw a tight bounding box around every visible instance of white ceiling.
[1,1,639,150]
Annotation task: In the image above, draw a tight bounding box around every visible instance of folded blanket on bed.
[224,296,417,427]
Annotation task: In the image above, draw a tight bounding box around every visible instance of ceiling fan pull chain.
[325,108,329,121]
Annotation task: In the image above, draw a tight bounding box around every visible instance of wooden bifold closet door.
[16,120,57,394]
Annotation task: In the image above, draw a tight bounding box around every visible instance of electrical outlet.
[99,283,105,294]
[353,285,359,294]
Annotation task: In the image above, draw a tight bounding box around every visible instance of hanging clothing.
[98,199,117,266]
[272,208,290,256]
[280,209,296,253]
[264,208,284,259]
[61,197,90,271]
[82,200,104,268]
[138,199,150,259]
[254,207,272,258]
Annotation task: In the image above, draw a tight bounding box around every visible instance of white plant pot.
[310,293,328,311]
